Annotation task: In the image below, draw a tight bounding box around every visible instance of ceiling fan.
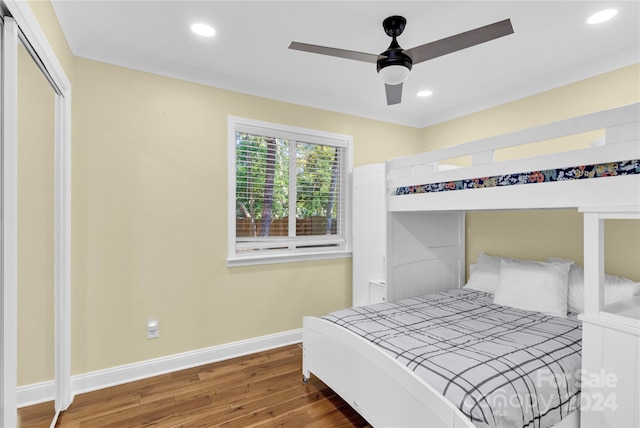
[289,16,514,106]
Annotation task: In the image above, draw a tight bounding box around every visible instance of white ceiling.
[50,1,639,128]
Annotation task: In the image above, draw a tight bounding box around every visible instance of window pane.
[235,132,289,238]
[296,142,341,236]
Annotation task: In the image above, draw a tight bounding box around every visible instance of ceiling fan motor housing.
[377,15,413,77]
[376,49,413,73]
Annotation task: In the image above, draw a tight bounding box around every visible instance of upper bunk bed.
[382,103,639,305]
[386,102,639,212]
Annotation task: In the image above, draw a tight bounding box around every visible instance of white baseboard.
[17,328,302,408]
[17,380,56,408]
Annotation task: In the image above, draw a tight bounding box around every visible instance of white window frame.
[227,116,352,267]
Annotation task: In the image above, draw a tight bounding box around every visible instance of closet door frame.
[1,1,72,425]
[1,14,19,428]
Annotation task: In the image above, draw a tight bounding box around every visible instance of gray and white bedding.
[323,289,582,428]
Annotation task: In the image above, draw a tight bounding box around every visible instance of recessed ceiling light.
[417,90,433,98]
[587,9,618,24]
[191,23,215,37]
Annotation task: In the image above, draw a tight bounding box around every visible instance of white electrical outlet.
[147,319,159,339]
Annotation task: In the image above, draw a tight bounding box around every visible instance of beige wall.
[420,64,640,281]
[23,1,640,384]
[421,65,640,150]
[466,211,640,282]
[70,58,423,373]
[23,0,419,378]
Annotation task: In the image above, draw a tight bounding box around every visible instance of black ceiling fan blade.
[288,41,379,63]
[405,19,514,65]
[385,83,403,105]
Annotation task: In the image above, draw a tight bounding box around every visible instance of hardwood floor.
[18,344,372,428]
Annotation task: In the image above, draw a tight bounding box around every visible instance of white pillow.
[463,252,504,293]
[547,257,640,313]
[493,259,571,317]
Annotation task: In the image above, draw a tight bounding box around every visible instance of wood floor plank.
[17,401,55,428]
[179,399,268,428]
[18,344,371,428]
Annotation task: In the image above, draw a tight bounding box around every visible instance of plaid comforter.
[323,289,581,428]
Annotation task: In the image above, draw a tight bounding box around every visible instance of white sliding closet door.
[1,1,72,425]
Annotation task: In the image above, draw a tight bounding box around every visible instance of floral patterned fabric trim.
[395,159,640,196]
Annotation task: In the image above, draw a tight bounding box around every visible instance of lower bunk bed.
[303,288,582,428]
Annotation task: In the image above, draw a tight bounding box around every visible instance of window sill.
[226,250,352,267]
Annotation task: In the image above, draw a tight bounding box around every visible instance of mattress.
[323,289,582,428]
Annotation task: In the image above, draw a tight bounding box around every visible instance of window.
[228,117,352,266]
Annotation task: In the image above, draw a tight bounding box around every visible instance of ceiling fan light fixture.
[379,64,411,85]
[377,47,413,85]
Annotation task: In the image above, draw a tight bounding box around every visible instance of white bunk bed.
[302,103,640,428]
